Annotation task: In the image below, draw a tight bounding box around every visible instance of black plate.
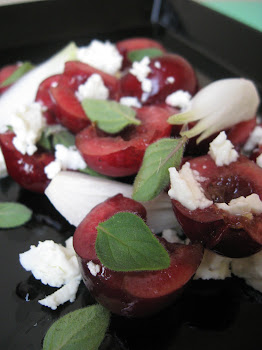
[0,1,262,349]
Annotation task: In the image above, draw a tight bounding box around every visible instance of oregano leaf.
[43,304,110,350]
[0,202,32,228]
[0,62,34,88]
[81,99,141,134]
[52,130,75,148]
[96,212,170,272]
[132,137,186,202]
[127,48,163,62]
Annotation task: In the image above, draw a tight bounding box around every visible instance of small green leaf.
[128,48,163,62]
[0,62,34,88]
[38,131,53,151]
[80,167,109,178]
[132,137,186,202]
[0,202,32,228]
[53,130,75,148]
[81,99,141,134]
[96,212,170,272]
[43,304,110,350]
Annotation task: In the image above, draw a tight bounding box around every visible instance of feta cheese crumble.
[75,73,109,101]
[154,61,161,69]
[44,144,87,179]
[208,131,239,166]
[165,90,192,111]
[243,125,262,153]
[10,102,46,155]
[77,40,123,75]
[130,56,152,99]
[215,193,262,216]
[194,249,232,280]
[19,237,82,310]
[231,250,262,293]
[120,96,142,108]
[87,261,101,276]
[168,162,213,211]
[166,76,175,84]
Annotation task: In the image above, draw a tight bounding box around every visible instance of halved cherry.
[35,74,61,125]
[0,132,54,193]
[63,61,120,100]
[0,63,20,94]
[50,81,89,133]
[116,37,166,69]
[171,155,262,258]
[120,54,198,105]
[73,194,203,317]
[227,117,257,150]
[75,105,172,177]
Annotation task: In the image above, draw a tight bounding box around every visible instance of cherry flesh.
[75,105,172,177]
[0,132,54,193]
[0,63,20,94]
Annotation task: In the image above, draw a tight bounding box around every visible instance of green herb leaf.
[52,130,75,148]
[127,48,163,62]
[38,131,53,151]
[96,212,170,271]
[0,62,34,88]
[43,304,110,350]
[132,137,186,202]
[81,99,141,134]
[0,202,32,228]
[80,167,109,178]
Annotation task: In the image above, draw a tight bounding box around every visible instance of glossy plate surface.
[0,1,262,349]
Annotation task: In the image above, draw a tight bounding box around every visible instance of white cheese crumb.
[231,250,262,293]
[194,249,232,280]
[120,96,142,108]
[208,131,239,166]
[154,61,161,69]
[215,193,262,216]
[38,277,81,310]
[87,261,101,276]
[19,239,81,287]
[10,102,46,155]
[243,125,262,152]
[130,56,152,97]
[168,162,213,211]
[165,90,192,111]
[256,153,262,168]
[162,228,185,244]
[75,74,109,101]
[77,40,123,75]
[130,56,151,81]
[20,236,82,310]
[166,76,175,84]
[0,148,7,178]
[44,144,87,180]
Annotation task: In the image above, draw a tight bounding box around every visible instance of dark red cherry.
[73,194,203,317]
[116,37,166,69]
[0,132,54,193]
[171,155,262,258]
[75,105,172,177]
[120,54,198,105]
[35,74,61,125]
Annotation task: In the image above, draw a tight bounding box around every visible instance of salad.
[0,37,262,349]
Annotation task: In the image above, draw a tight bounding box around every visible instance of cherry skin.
[35,74,61,125]
[171,155,262,258]
[75,105,172,177]
[0,63,20,94]
[120,54,198,105]
[0,132,54,193]
[73,194,203,317]
[116,37,166,70]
